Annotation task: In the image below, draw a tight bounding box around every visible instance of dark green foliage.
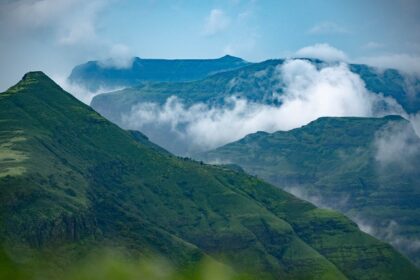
[199,116,420,267]
[0,72,419,279]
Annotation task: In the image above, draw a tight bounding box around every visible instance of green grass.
[199,116,420,267]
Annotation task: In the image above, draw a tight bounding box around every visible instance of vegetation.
[199,116,420,267]
[0,72,419,279]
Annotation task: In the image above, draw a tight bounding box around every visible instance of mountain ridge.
[69,55,249,91]
[198,115,420,267]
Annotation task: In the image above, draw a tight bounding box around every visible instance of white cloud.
[120,59,402,154]
[374,120,420,170]
[295,43,348,62]
[308,22,347,34]
[0,0,131,91]
[353,216,420,266]
[203,9,230,35]
[361,54,420,76]
[363,41,384,49]
[98,44,134,69]
[53,74,124,105]
[410,113,420,137]
[2,0,83,28]
[1,0,107,45]
[58,19,98,46]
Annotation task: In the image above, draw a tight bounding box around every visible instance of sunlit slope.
[200,116,420,267]
[0,72,418,279]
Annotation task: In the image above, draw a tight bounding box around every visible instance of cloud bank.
[374,120,420,171]
[98,44,134,69]
[0,0,107,46]
[121,59,403,154]
[295,43,348,62]
[361,54,420,77]
[53,74,124,104]
[354,216,420,267]
[203,9,230,36]
[308,22,348,35]
[0,0,135,91]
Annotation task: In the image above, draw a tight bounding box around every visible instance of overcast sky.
[1,0,420,91]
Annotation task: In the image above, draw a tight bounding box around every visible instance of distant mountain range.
[198,115,420,267]
[87,58,420,155]
[1,72,419,279]
[68,55,249,91]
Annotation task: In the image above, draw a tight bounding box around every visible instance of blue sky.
[1,0,420,90]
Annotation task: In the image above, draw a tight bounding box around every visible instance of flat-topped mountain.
[68,55,249,91]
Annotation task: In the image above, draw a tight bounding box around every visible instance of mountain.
[68,55,249,91]
[90,58,420,155]
[198,116,420,267]
[1,72,419,279]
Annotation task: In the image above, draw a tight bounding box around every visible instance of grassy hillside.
[199,116,420,267]
[0,72,419,279]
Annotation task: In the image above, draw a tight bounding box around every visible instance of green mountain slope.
[68,55,249,91]
[199,116,420,267]
[0,72,419,279]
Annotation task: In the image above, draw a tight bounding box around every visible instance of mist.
[353,216,420,267]
[53,74,124,104]
[120,59,405,155]
[374,120,420,171]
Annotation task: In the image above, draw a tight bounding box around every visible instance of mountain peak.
[220,54,242,61]
[3,71,67,100]
[18,71,60,88]
[22,71,49,80]
[16,71,58,89]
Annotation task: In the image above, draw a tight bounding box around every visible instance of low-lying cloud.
[284,184,420,266]
[374,121,420,171]
[295,43,348,62]
[97,44,134,69]
[360,54,420,77]
[353,216,420,267]
[121,59,403,154]
[283,185,350,211]
[53,74,124,104]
